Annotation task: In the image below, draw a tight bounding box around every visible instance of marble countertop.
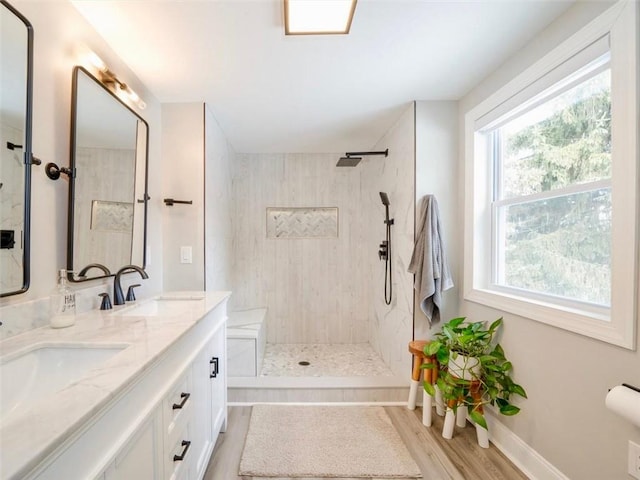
[0,291,231,480]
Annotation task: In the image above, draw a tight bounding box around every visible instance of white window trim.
[463,0,638,349]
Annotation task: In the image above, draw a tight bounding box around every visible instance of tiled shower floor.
[260,343,394,377]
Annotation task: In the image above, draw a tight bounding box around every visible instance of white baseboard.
[486,411,569,480]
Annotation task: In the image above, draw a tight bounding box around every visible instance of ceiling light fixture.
[82,49,146,110]
[284,0,357,36]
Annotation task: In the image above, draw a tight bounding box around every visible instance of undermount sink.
[117,295,205,317]
[0,344,127,424]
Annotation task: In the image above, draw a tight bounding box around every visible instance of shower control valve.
[378,241,388,261]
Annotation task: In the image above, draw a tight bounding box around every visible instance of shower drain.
[298,361,310,366]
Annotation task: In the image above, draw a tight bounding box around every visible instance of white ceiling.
[71,0,574,154]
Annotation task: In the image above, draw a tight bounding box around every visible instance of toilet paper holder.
[606,383,640,428]
[607,383,640,393]
[621,383,640,393]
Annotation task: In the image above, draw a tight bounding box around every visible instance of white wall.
[414,101,460,340]
[362,104,415,378]
[161,103,204,291]
[230,152,369,345]
[0,0,163,338]
[458,2,639,479]
[161,102,234,293]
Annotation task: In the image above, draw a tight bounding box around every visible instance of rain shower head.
[336,156,362,167]
[379,192,390,206]
[336,148,389,167]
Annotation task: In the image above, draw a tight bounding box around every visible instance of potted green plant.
[423,317,527,431]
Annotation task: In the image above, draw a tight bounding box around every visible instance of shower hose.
[384,220,392,305]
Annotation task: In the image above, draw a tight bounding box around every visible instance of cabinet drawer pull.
[172,392,190,410]
[210,357,219,378]
[173,440,191,462]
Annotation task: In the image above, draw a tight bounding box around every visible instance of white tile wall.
[230,153,370,344]
[361,104,416,378]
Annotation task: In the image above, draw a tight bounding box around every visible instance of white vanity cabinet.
[103,410,164,480]
[164,320,226,480]
[26,297,228,480]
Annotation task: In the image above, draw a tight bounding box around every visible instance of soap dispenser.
[50,269,76,328]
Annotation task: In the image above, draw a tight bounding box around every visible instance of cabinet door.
[190,323,227,479]
[210,326,226,435]
[104,408,162,480]
[191,342,213,478]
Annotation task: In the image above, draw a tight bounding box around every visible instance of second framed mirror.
[68,66,148,282]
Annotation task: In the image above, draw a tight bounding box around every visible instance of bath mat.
[239,405,422,478]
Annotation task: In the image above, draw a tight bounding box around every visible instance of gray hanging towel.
[408,194,453,326]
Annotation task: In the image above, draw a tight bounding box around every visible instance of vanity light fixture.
[86,50,108,72]
[284,0,357,35]
[84,50,146,110]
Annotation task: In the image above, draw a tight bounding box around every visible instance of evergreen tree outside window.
[485,59,612,307]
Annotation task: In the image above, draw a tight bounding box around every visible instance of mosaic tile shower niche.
[90,200,134,232]
[266,207,338,239]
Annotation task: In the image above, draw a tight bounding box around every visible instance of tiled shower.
[228,105,416,383]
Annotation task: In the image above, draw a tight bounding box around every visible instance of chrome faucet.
[114,265,148,306]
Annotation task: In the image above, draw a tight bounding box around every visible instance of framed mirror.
[0,0,34,297]
[68,66,148,282]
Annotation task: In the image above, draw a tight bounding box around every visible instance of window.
[464,2,638,348]
[489,58,612,309]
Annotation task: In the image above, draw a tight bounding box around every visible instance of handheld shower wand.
[378,192,393,305]
[380,191,390,219]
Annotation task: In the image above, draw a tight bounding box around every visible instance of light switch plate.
[180,246,192,264]
[629,441,640,479]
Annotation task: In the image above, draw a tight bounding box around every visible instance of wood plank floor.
[204,406,528,480]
